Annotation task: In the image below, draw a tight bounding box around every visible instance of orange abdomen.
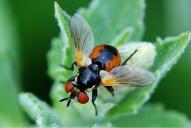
[90,44,121,72]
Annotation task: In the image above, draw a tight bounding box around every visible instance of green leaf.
[0,0,25,126]
[54,2,73,67]
[79,0,145,44]
[111,27,133,47]
[47,37,73,81]
[109,104,191,127]
[19,93,63,127]
[152,32,191,75]
[107,32,191,117]
[54,2,71,44]
[48,2,74,81]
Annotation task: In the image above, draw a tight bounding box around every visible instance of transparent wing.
[100,65,155,87]
[70,13,94,67]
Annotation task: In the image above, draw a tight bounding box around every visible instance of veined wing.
[70,13,94,67]
[100,65,155,87]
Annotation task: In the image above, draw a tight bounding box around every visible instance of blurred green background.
[0,0,190,123]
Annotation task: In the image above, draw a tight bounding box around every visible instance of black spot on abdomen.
[104,45,118,56]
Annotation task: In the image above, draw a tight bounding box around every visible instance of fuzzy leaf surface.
[109,104,191,127]
[108,32,191,117]
[79,0,145,44]
[19,93,63,127]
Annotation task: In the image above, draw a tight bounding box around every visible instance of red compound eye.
[77,92,89,104]
[65,82,73,93]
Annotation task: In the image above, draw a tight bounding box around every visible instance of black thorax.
[77,63,101,91]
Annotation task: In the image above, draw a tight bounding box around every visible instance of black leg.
[59,97,69,102]
[59,91,75,107]
[67,99,71,107]
[61,61,77,71]
[122,49,138,65]
[59,97,72,107]
[92,89,98,116]
[105,86,115,96]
